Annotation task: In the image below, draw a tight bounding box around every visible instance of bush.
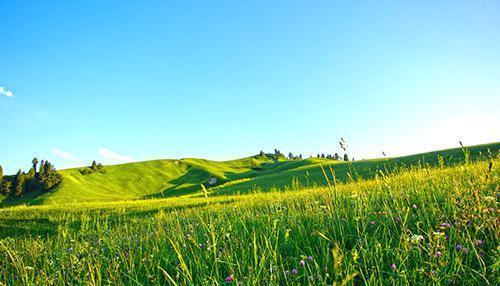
[80,168,93,176]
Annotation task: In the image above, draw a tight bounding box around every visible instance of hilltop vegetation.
[0,158,62,200]
[0,156,498,285]
[1,142,499,207]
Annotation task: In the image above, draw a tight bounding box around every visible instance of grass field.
[0,146,498,285]
[2,142,499,207]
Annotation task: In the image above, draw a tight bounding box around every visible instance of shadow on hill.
[0,189,51,208]
[141,159,316,199]
[0,218,58,239]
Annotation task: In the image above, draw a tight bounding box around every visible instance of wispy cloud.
[97,148,134,163]
[53,149,80,161]
[0,86,14,97]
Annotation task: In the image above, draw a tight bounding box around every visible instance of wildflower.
[291,269,298,275]
[412,204,418,209]
[370,221,375,226]
[440,223,451,228]
[307,255,313,261]
[462,247,469,254]
[300,260,306,267]
[433,232,444,238]
[394,216,400,222]
[224,274,233,283]
[431,270,436,275]
[390,264,397,271]
[435,251,442,258]
[285,270,290,276]
[410,235,424,243]
[456,244,463,251]
[475,240,484,246]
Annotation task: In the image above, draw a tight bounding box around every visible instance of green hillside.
[1,142,498,206]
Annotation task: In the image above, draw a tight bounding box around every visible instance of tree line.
[257,150,350,161]
[0,158,62,197]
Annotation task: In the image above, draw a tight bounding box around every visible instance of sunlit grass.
[0,157,498,285]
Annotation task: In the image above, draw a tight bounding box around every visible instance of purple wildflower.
[390,264,397,271]
[394,216,400,222]
[456,244,463,251]
[475,240,484,246]
[307,256,313,261]
[291,269,298,275]
[440,223,451,228]
[300,260,306,267]
[435,251,442,258]
[224,274,233,283]
[370,221,375,226]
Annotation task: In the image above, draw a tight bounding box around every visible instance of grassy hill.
[1,142,499,206]
[0,156,498,284]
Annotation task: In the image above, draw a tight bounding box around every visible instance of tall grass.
[0,158,498,285]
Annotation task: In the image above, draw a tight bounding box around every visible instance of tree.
[14,170,26,196]
[38,160,45,178]
[343,153,349,161]
[27,167,36,178]
[321,153,325,158]
[288,152,294,160]
[259,150,265,157]
[92,160,98,171]
[32,157,39,173]
[0,165,3,186]
[334,153,340,160]
[299,154,303,160]
[1,181,12,196]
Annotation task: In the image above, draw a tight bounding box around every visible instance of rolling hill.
[2,142,499,206]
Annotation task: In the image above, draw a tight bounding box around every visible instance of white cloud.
[97,148,134,163]
[53,149,80,161]
[0,86,14,97]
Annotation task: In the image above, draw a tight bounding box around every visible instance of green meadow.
[0,143,499,285]
[2,142,498,206]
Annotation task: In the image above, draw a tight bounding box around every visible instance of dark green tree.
[38,160,45,178]
[14,170,26,196]
[1,181,12,196]
[92,160,98,171]
[27,167,36,178]
[0,165,3,186]
[32,157,39,173]
[344,153,349,161]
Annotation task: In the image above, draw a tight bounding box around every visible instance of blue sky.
[1,0,499,174]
